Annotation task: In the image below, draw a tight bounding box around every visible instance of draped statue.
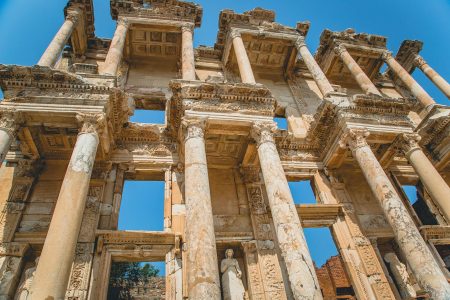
[221,249,245,300]
[384,252,416,299]
[15,257,39,300]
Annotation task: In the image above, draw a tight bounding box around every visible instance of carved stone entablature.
[315,28,387,82]
[415,106,450,165]
[274,131,321,162]
[215,7,297,54]
[392,40,423,74]
[0,242,29,257]
[110,0,202,27]
[0,107,23,137]
[169,80,276,133]
[420,225,450,241]
[66,0,96,39]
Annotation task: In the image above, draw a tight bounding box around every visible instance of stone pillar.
[340,129,450,299]
[181,23,196,81]
[182,118,221,300]
[334,44,382,96]
[295,37,334,97]
[230,30,256,84]
[251,122,323,300]
[101,18,129,76]
[397,133,450,222]
[414,55,450,99]
[382,51,435,108]
[30,113,104,300]
[37,8,81,67]
[0,109,21,165]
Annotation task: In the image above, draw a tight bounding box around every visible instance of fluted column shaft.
[231,30,256,84]
[414,55,450,99]
[0,109,21,165]
[251,122,323,300]
[183,119,221,300]
[37,9,81,67]
[335,44,382,96]
[340,129,450,299]
[101,18,129,76]
[30,113,103,299]
[296,37,334,97]
[382,51,435,108]
[181,24,196,80]
[398,133,450,221]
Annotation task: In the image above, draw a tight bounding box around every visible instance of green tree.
[107,262,160,300]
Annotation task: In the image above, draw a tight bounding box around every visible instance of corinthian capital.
[413,55,426,68]
[339,128,370,151]
[294,36,306,49]
[333,44,347,56]
[181,23,194,33]
[251,121,277,147]
[396,133,421,155]
[381,50,393,61]
[76,113,105,135]
[117,17,129,28]
[229,29,241,40]
[181,118,206,141]
[0,108,23,137]
[66,8,81,25]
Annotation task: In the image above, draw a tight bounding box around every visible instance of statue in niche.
[15,257,39,300]
[384,252,416,299]
[221,249,245,300]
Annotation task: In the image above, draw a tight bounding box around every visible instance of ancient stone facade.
[0,1,449,299]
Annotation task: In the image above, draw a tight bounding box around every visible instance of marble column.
[182,119,221,300]
[0,109,21,165]
[101,18,129,76]
[414,55,450,99]
[30,113,104,300]
[37,8,81,67]
[340,129,450,299]
[334,44,382,96]
[295,37,334,97]
[181,23,196,81]
[382,51,435,108]
[398,133,450,222]
[251,122,323,300]
[230,30,256,84]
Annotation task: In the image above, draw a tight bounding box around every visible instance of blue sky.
[0,0,442,271]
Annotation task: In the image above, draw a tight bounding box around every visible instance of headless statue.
[15,257,39,300]
[384,252,416,299]
[221,249,245,300]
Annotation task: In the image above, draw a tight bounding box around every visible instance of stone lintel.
[295,204,343,228]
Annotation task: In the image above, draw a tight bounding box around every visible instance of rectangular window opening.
[118,180,165,231]
[107,261,165,300]
[289,180,317,204]
[401,185,418,205]
[130,109,165,124]
[303,227,355,299]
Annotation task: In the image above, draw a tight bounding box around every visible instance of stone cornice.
[110,0,202,27]
[169,80,276,134]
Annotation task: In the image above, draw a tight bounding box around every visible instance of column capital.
[413,55,426,68]
[250,121,277,147]
[181,23,194,33]
[181,118,206,141]
[0,108,23,137]
[395,133,422,155]
[117,17,130,28]
[75,113,105,135]
[333,43,347,56]
[339,128,370,151]
[65,7,82,25]
[294,36,306,49]
[229,29,242,39]
[381,50,393,61]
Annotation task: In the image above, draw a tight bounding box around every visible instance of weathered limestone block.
[0,243,29,299]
